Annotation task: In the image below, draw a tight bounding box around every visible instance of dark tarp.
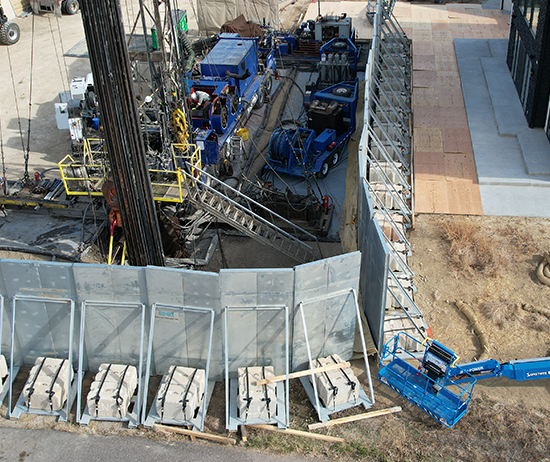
[220,14,264,38]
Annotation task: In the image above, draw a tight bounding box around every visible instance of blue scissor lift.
[378,333,476,428]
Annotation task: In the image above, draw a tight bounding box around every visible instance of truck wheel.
[264,76,273,95]
[332,86,351,97]
[254,88,265,109]
[317,160,330,179]
[63,0,80,15]
[331,149,340,167]
[0,21,20,45]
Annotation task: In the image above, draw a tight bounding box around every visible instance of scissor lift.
[378,333,476,428]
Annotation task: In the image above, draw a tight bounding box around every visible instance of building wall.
[507,0,550,127]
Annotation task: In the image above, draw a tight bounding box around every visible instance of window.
[520,0,530,16]
[531,0,540,36]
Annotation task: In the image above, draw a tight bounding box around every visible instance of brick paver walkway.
[393,3,510,214]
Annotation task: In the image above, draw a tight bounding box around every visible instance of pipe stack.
[79,0,165,267]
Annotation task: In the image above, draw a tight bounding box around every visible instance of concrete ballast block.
[86,363,138,419]
[309,354,360,408]
[23,357,73,411]
[237,366,277,421]
[0,355,8,380]
[156,366,206,421]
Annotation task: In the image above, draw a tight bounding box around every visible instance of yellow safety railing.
[58,138,204,203]
[83,138,108,164]
[150,168,185,203]
[58,138,109,196]
[149,143,203,203]
[58,154,108,197]
[171,142,203,178]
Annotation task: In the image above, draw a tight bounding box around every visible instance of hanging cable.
[6,46,27,169]
[56,17,71,91]
[49,15,68,94]
[0,107,7,195]
[23,13,36,184]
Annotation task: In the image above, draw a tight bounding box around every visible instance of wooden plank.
[308,407,402,430]
[240,425,248,443]
[153,424,236,445]
[250,424,345,443]
[10,0,30,16]
[253,361,351,386]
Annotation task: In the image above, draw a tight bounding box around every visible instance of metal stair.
[180,164,317,263]
[229,136,243,160]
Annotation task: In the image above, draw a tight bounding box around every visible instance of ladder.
[180,164,318,263]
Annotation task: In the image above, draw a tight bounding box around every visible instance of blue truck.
[189,33,276,166]
[265,81,357,179]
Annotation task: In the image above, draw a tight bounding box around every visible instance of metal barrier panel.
[145,267,220,377]
[0,255,362,380]
[220,269,293,376]
[359,184,390,353]
[292,252,361,370]
[0,260,77,299]
[0,260,78,367]
[80,301,145,371]
[72,264,147,304]
[11,296,75,367]
[0,275,10,359]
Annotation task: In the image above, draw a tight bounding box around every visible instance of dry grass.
[245,395,550,462]
[441,219,507,277]
[525,313,549,332]
[480,298,520,328]
[498,223,539,256]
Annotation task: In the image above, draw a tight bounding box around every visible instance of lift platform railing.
[379,333,476,428]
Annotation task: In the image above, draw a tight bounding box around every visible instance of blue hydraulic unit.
[265,81,357,179]
[259,32,296,56]
[379,332,550,427]
[189,34,275,166]
[378,333,476,428]
[318,38,357,85]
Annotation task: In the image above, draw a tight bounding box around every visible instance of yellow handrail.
[58,154,108,196]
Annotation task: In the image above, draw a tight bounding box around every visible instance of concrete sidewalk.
[455,37,550,217]
[395,1,550,217]
[0,427,317,462]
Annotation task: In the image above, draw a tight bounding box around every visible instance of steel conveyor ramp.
[181,164,317,263]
